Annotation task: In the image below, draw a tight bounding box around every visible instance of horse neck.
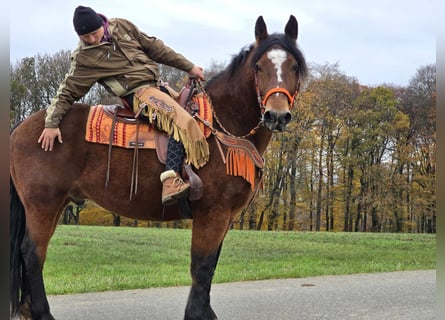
[206,72,273,155]
[252,127,273,155]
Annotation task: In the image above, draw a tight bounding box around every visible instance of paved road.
[48,270,436,320]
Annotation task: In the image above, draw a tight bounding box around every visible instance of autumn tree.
[10,51,72,127]
[399,64,436,233]
[350,86,400,231]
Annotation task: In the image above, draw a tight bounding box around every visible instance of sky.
[9,0,438,87]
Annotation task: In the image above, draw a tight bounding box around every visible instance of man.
[38,5,209,205]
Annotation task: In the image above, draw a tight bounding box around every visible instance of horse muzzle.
[259,87,296,132]
[262,110,292,132]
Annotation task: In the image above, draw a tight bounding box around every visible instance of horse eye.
[255,64,262,72]
[293,64,299,72]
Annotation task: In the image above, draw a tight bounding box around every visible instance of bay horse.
[10,15,307,320]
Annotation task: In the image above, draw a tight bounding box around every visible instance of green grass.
[44,225,436,295]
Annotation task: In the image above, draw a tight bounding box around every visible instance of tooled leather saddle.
[85,81,206,215]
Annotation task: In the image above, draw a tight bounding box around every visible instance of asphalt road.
[48,270,436,320]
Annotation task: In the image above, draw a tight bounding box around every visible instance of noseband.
[254,68,300,113]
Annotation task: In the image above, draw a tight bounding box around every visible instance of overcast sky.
[10,0,437,86]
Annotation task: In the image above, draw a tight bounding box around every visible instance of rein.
[194,79,262,139]
[192,78,264,190]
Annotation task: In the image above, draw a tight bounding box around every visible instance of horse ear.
[255,16,269,43]
[284,15,298,40]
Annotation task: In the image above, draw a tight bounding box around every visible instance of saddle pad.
[85,105,155,149]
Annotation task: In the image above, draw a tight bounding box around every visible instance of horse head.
[252,15,307,132]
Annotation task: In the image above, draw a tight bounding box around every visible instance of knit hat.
[73,6,103,35]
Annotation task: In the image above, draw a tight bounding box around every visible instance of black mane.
[226,45,253,77]
[222,33,307,79]
[251,33,307,78]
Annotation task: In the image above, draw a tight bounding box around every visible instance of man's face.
[79,26,104,45]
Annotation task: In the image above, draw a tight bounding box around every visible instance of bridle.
[254,69,301,114]
[193,52,301,139]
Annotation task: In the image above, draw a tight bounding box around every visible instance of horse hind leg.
[11,181,64,319]
[19,227,58,320]
[14,223,59,320]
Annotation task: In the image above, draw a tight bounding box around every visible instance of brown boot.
[160,170,190,205]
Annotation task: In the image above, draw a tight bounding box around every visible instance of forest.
[10,50,436,233]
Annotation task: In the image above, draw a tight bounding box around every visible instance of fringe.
[147,107,210,169]
[226,147,256,190]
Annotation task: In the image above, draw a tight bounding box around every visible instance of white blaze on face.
[267,48,287,83]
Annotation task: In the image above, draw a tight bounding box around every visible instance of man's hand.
[37,127,63,151]
[189,65,205,81]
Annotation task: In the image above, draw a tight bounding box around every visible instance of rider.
[38,5,209,205]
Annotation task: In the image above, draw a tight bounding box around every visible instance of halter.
[254,70,300,113]
[193,62,301,139]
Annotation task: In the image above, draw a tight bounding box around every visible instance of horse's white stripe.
[267,49,287,83]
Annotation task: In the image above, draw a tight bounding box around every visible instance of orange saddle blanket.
[85,105,156,149]
[85,94,213,149]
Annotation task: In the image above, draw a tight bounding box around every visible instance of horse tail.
[10,176,26,317]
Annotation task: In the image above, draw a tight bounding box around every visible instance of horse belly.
[74,145,181,221]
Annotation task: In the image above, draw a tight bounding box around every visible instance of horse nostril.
[263,110,275,123]
[282,112,292,124]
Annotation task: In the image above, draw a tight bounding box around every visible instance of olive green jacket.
[45,17,194,128]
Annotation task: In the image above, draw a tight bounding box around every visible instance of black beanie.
[73,6,103,35]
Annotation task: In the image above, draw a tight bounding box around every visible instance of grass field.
[43,225,436,295]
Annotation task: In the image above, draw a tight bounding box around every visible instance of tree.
[399,64,436,233]
[348,86,400,231]
[298,63,359,231]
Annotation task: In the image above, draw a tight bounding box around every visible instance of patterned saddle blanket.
[85,92,213,150]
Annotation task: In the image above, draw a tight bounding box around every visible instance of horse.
[10,15,307,320]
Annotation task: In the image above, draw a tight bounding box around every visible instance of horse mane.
[226,45,254,77]
[205,45,252,87]
[251,33,308,78]
[208,32,307,84]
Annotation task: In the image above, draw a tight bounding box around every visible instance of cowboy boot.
[160,170,190,205]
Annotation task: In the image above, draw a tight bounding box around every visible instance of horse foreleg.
[185,247,221,320]
[185,215,231,320]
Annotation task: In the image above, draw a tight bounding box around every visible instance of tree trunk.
[315,135,324,231]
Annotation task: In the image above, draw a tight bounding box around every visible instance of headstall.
[254,70,300,113]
